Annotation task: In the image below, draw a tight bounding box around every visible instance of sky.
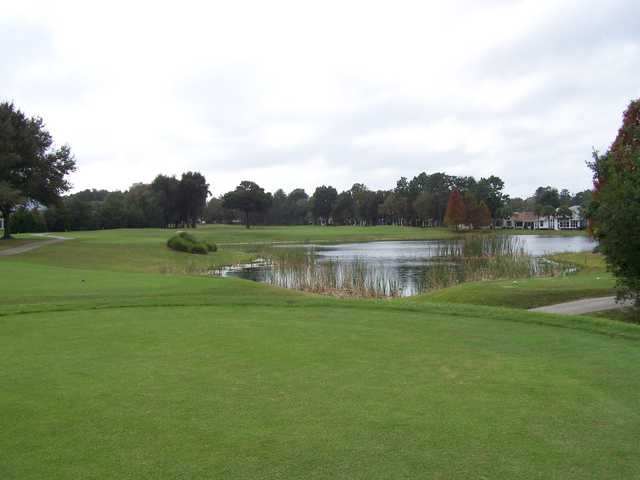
[2,0,639,199]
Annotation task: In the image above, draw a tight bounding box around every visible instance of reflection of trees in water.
[221,236,581,298]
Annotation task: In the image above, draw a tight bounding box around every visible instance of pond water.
[220,235,597,297]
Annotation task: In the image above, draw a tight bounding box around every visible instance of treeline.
[7,169,592,233]
[207,173,508,228]
[9,172,209,233]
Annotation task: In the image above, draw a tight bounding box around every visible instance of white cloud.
[1,0,639,198]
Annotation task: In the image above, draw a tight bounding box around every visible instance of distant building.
[503,206,584,230]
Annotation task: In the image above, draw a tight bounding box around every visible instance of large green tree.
[150,174,180,228]
[177,171,210,227]
[310,185,337,225]
[0,102,76,239]
[222,181,271,228]
[588,99,640,307]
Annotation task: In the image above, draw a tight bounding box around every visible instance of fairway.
[1,226,639,479]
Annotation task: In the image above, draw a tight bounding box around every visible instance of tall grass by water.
[259,248,402,297]
[223,236,576,298]
[421,235,569,291]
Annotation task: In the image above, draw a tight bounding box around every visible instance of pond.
[219,235,598,297]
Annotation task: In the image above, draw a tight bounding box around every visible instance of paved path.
[0,234,72,257]
[530,296,633,315]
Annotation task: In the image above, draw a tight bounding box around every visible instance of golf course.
[1,225,638,479]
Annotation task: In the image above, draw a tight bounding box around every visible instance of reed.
[229,236,576,298]
[257,247,402,298]
[421,235,570,291]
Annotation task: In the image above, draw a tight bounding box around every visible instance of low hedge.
[167,232,217,255]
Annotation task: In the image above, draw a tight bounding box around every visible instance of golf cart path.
[529,296,633,315]
[0,234,73,257]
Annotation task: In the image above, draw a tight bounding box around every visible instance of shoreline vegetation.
[244,235,579,298]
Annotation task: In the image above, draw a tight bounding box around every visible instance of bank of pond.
[215,234,597,297]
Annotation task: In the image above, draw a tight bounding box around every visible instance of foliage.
[310,185,338,224]
[167,231,217,254]
[444,190,466,228]
[8,207,47,233]
[588,99,640,306]
[222,181,271,229]
[0,102,76,239]
[177,171,210,227]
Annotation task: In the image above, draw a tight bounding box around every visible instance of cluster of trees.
[0,102,76,239]
[11,172,210,233]
[201,173,509,229]
[504,186,592,219]
[0,101,592,236]
[443,190,492,229]
[7,169,594,233]
[588,98,640,307]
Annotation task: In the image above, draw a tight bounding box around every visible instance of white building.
[503,206,584,230]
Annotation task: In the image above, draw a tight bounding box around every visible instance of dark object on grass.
[167,232,217,255]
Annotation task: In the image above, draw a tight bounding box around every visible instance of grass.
[6,225,456,274]
[0,236,45,251]
[591,307,640,324]
[2,226,639,478]
[415,252,616,309]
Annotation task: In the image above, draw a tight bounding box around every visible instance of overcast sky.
[3,0,639,198]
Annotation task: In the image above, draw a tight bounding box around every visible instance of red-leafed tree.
[588,99,640,309]
[444,189,466,229]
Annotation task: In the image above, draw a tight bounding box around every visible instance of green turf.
[0,236,45,251]
[7,225,456,274]
[415,252,616,309]
[2,226,639,478]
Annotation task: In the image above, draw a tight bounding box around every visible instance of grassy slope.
[7,225,456,274]
[2,226,639,478]
[415,252,616,309]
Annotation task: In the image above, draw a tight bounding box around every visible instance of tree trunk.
[245,210,250,229]
[1,209,11,239]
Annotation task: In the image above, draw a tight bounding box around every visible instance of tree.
[266,189,288,224]
[0,102,76,239]
[462,193,491,229]
[413,191,434,227]
[534,186,560,213]
[286,188,309,224]
[177,172,210,227]
[444,190,465,229]
[151,174,180,228]
[222,181,271,228]
[475,176,506,225]
[332,191,355,225]
[310,185,337,224]
[588,99,640,307]
[559,188,572,205]
[557,205,573,219]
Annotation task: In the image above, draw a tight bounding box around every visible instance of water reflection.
[219,235,597,297]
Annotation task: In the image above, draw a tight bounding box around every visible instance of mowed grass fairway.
[1,226,639,478]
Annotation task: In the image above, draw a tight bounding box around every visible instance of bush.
[167,232,217,255]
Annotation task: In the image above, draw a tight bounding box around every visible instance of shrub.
[167,232,217,255]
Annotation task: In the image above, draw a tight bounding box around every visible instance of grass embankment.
[2,226,639,478]
[5,225,456,274]
[415,252,615,309]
